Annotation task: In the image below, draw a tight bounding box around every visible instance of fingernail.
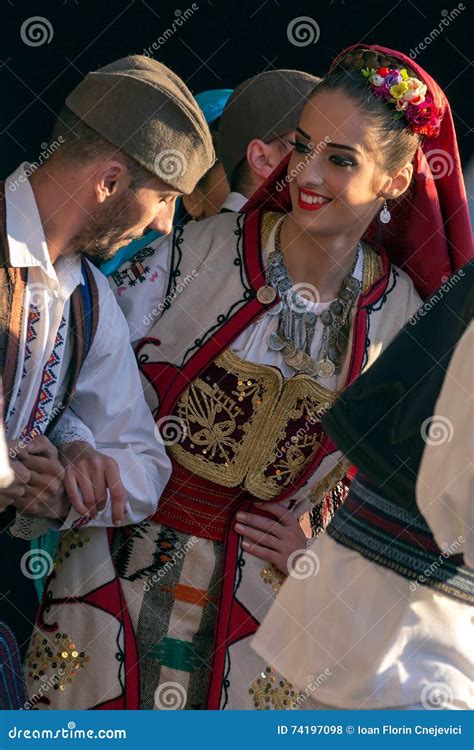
[242,541,249,548]
[114,520,122,527]
[236,512,246,521]
[235,523,244,532]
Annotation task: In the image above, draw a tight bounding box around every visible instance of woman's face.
[288,89,387,237]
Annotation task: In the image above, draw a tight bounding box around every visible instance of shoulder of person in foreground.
[108,211,244,342]
[417,324,473,568]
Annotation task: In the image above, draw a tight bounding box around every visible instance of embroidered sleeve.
[9,513,52,540]
[48,408,96,449]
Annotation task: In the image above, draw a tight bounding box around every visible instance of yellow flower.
[390,82,410,100]
[400,68,409,80]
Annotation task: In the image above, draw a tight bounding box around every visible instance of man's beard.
[69,192,145,262]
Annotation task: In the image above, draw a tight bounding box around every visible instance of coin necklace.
[265,219,362,378]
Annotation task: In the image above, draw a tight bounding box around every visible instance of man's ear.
[182,188,205,220]
[381,162,414,201]
[246,139,282,180]
[94,161,130,203]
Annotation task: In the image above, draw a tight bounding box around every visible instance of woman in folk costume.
[26,44,470,710]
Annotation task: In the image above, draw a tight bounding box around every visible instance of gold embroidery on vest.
[169,244,381,499]
[170,348,337,499]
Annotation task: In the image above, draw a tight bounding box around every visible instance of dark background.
[1,0,472,177]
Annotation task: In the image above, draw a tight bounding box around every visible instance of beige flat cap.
[66,55,215,193]
[217,68,321,181]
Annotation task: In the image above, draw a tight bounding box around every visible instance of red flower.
[377,66,389,77]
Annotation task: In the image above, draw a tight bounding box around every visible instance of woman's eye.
[329,154,356,168]
[289,139,312,155]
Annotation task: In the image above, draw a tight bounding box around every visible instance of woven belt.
[151,460,251,541]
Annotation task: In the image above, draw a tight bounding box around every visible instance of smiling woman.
[24,44,471,713]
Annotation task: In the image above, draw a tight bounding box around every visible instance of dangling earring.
[379,199,391,224]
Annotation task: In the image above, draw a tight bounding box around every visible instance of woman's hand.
[234,501,309,574]
[59,441,128,526]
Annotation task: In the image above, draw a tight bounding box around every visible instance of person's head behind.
[47,107,181,261]
[288,48,423,240]
[218,69,321,200]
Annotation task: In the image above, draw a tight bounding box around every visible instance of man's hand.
[234,502,309,574]
[0,443,31,511]
[59,441,128,527]
[10,436,69,520]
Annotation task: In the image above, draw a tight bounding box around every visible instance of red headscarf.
[244,44,473,298]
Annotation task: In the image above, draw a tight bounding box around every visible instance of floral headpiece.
[361,66,441,138]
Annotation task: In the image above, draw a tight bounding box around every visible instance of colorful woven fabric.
[327,476,474,604]
[0,622,28,709]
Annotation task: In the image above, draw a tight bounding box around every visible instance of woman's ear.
[383,162,414,200]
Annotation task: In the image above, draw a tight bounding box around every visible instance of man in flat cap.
[0,55,214,681]
[218,68,320,213]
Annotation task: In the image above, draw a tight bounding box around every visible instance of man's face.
[71,176,180,262]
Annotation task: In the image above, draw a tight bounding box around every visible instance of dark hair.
[49,106,152,187]
[310,48,423,174]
